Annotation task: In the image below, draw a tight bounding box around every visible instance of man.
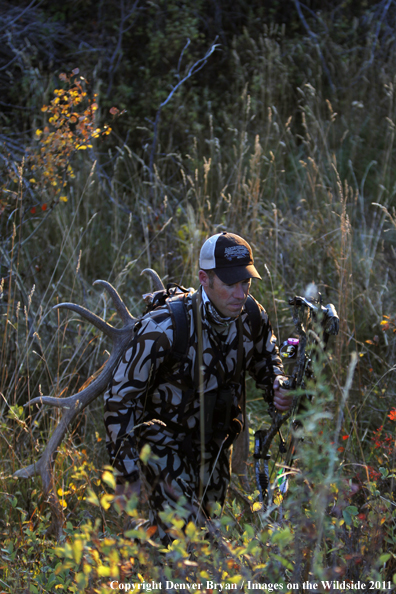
[104,232,291,541]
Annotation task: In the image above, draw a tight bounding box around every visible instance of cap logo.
[224,245,250,261]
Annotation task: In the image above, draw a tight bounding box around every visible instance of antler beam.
[14,280,138,538]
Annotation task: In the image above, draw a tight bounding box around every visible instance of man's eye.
[227,280,250,288]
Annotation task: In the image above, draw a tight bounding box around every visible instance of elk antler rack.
[14,270,164,538]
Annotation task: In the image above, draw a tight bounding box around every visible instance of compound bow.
[254,293,339,508]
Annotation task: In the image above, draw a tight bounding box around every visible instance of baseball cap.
[199,232,262,284]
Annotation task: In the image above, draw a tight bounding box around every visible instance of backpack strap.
[244,294,261,343]
[168,295,190,359]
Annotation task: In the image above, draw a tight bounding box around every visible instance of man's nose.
[233,283,246,299]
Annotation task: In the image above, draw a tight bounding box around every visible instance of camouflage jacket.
[104,287,284,479]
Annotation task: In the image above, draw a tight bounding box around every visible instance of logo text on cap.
[224,246,250,261]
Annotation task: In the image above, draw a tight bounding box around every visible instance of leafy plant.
[27,69,115,210]
[1,2,396,591]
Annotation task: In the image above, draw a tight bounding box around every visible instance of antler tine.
[53,302,118,339]
[93,280,133,324]
[141,268,165,291]
[26,330,133,409]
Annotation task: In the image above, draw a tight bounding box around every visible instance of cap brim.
[215,265,262,285]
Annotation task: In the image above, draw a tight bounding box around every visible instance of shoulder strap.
[168,295,190,359]
[168,291,260,376]
[235,295,260,386]
[244,294,261,343]
[191,291,200,386]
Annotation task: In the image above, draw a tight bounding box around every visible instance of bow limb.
[254,407,292,504]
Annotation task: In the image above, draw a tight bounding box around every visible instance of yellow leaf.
[139,443,151,464]
[29,178,36,183]
[72,539,84,564]
[86,488,100,507]
[252,501,263,512]
[228,575,244,584]
[185,521,197,538]
[60,196,68,202]
[97,565,111,577]
[100,493,114,510]
[102,470,116,490]
[35,129,43,137]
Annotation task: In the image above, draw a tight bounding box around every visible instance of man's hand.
[273,375,293,412]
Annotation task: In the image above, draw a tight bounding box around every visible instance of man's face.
[199,271,251,318]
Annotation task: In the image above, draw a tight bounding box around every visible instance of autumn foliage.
[1,1,396,591]
[28,69,114,210]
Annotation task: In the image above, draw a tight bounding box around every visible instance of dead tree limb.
[148,38,219,188]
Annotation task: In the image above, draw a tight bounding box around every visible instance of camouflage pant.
[106,413,233,542]
[139,439,232,543]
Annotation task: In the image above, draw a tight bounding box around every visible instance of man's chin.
[227,305,243,317]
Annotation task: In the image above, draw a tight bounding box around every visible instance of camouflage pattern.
[104,288,283,540]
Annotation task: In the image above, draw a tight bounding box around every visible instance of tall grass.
[1,14,396,592]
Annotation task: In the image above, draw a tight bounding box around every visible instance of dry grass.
[1,10,396,590]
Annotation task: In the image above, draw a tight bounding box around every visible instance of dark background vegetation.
[1,0,396,592]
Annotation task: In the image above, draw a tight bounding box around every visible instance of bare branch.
[292,0,335,94]
[148,39,219,185]
[106,0,141,97]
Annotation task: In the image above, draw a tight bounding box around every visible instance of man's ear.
[198,269,209,288]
